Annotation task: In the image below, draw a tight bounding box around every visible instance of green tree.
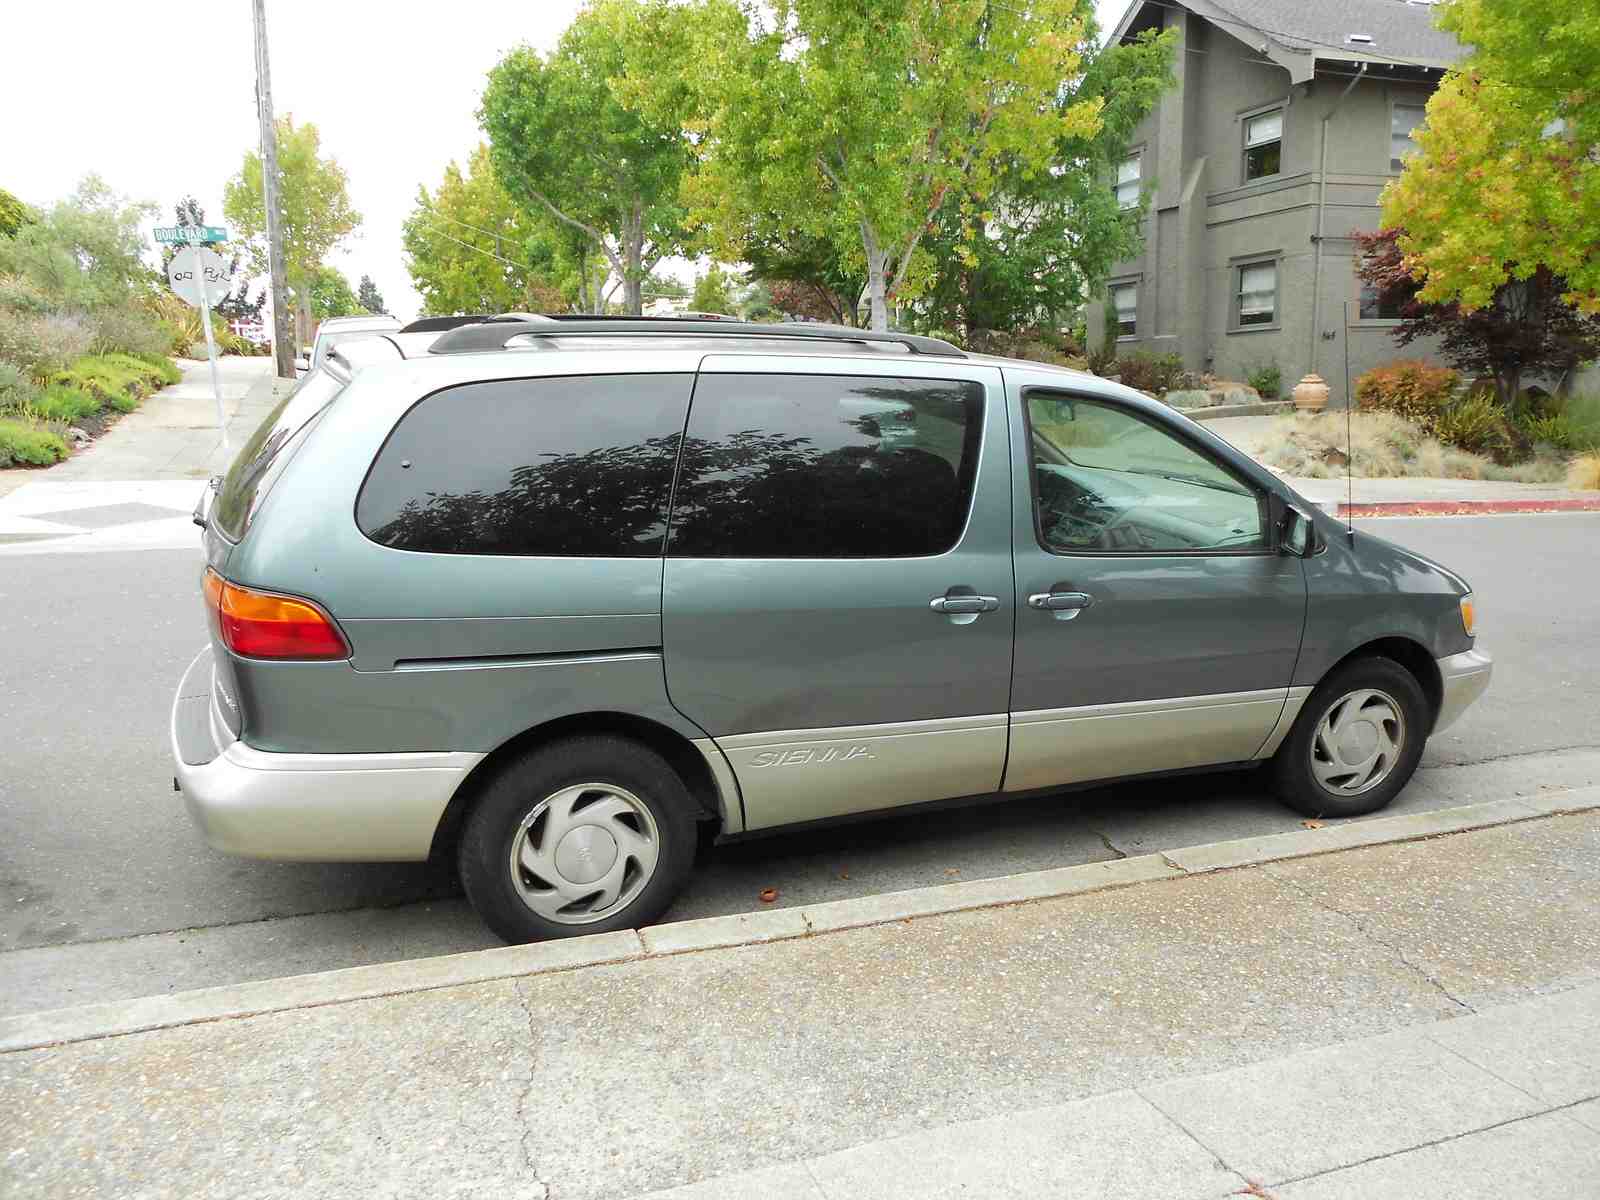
[744,227,867,326]
[480,0,702,315]
[689,263,736,313]
[309,266,361,319]
[401,144,565,314]
[1381,0,1600,313]
[0,175,155,309]
[643,0,1104,330]
[0,187,35,239]
[223,116,361,340]
[357,274,386,314]
[914,14,1176,335]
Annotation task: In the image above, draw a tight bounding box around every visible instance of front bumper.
[1433,647,1493,733]
[170,646,483,862]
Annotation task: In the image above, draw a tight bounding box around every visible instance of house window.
[1359,282,1406,321]
[1235,262,1276,327]
[1115,154,1141,209]
[1244,110,1283,180]
[1112,283,1137,337]
[1391,104,1426,170]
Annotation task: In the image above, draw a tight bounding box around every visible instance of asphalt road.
[4,513,1598,1013]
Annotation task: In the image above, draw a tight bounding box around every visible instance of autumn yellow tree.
[1381,0,1600,313]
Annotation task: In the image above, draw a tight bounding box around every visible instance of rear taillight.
[203,568,350,660]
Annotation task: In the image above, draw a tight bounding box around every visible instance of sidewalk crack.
[1138,1090,1260,1196]
[1261,864,1476,1014]
[513,979,552,1199]
[1093,830,1128,860]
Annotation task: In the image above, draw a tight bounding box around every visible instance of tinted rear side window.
[214,369,345,541]
[668,373,983,558]
[357,373,693,556]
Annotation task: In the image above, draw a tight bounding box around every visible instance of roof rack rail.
[426,316,965,358]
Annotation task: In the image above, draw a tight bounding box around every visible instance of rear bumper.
[1434,647,1492,733]
[170,647,483,862]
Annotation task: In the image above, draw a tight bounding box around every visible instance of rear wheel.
[458,736,697,943]
[1271,656,1429,818]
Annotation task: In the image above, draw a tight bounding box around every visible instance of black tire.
[458,735,697,944]
[1271,656,1429,818]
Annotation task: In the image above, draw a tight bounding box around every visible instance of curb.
[1335,498,1600,518]
[4,786,1597,1055]
[1179,401,1295,421]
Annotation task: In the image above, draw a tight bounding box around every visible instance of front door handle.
[930,594,1000,614]
[1028,590,1094,620]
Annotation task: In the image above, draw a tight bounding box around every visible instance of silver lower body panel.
[1433,647,1493,732]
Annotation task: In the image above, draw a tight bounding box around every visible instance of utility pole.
[253,0,295,380]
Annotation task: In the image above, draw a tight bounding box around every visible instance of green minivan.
[173,318,1491,943]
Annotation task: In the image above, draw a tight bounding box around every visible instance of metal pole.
[196,246,229,455]
[253,0,294,380]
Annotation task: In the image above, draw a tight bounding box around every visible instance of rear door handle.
[1028,591,1094,619]
[930,594,1000,614]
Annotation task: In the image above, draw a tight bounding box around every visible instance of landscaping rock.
[1166,388,1215,408]
[65,426,90,447]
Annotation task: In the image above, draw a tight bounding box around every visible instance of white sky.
[2,0,1131,321]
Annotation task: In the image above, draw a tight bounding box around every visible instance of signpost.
[164,235,233,454]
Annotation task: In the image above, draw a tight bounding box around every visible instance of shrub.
[32,383,100,423]
[1568,452,1600,491]
[1114,350,1185,394]
[0,360,39,412]
[1245,361,1282,400]
[0,416,69,467]
[1435,391,1529,464]
[1353,360,1460,431]
[1249,411,1564,483]
[128,351,182,385]
[0,274,51,314]
[1085,342,1117,376]
[88,306,174,357]
[0,309,94,382]
[53,353,162,410]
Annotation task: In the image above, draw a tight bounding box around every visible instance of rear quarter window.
[356,373,694,556]
[213,369,345,541]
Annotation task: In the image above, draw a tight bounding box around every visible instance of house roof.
[1111,0,1467,81]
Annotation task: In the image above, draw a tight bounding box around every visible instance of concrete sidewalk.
[1,356,284,494]
[3,798,1595,1199]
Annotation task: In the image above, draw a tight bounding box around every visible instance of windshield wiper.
[1124,467,1246,495]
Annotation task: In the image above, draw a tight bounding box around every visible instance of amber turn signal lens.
[1459,595,1475,637]
[203,568,349,660]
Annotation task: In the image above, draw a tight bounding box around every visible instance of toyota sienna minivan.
[173,317,1492,943]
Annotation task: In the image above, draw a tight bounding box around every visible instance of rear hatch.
[190,367,349,749]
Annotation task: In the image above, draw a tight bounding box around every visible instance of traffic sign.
[154,225,228,245]
[166,247,231,308]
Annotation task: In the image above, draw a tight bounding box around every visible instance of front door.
[663,356,1014,830]
[1004,376,1307,792]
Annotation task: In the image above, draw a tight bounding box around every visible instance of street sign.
[166,247,231,308]
[154,225,228,245]
[165,246,230,453]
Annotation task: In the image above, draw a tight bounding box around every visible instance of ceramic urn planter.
[1293,373,1330,412]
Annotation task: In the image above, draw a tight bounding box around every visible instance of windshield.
[212,369,345,541]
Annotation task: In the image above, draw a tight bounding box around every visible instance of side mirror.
[1270,493,1318,558]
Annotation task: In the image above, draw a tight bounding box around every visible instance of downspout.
[1309,62,1368,382]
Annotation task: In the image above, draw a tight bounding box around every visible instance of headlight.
[1460,594,1476,637]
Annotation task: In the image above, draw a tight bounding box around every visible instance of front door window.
[1027,393,1264,554]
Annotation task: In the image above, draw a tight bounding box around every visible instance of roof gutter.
[1309,61,1368,385]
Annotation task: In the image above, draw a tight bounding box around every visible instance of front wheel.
[1271,656,1429,818]
[458,736,698,944]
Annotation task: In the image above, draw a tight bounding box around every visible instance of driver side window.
[1027,393,1265,554]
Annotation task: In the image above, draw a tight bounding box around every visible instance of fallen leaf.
[945,868,961,876]
[838,868,850,880]
[758,887,778,903]
[1301,819,1325,830]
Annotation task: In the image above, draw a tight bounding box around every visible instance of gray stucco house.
[1087,0,1465,405]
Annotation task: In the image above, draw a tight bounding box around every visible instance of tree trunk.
[297,293,312,347]
[861,220,889,331]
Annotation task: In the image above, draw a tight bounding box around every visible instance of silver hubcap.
[1311,688,1406,796]
[508,783,660,925]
